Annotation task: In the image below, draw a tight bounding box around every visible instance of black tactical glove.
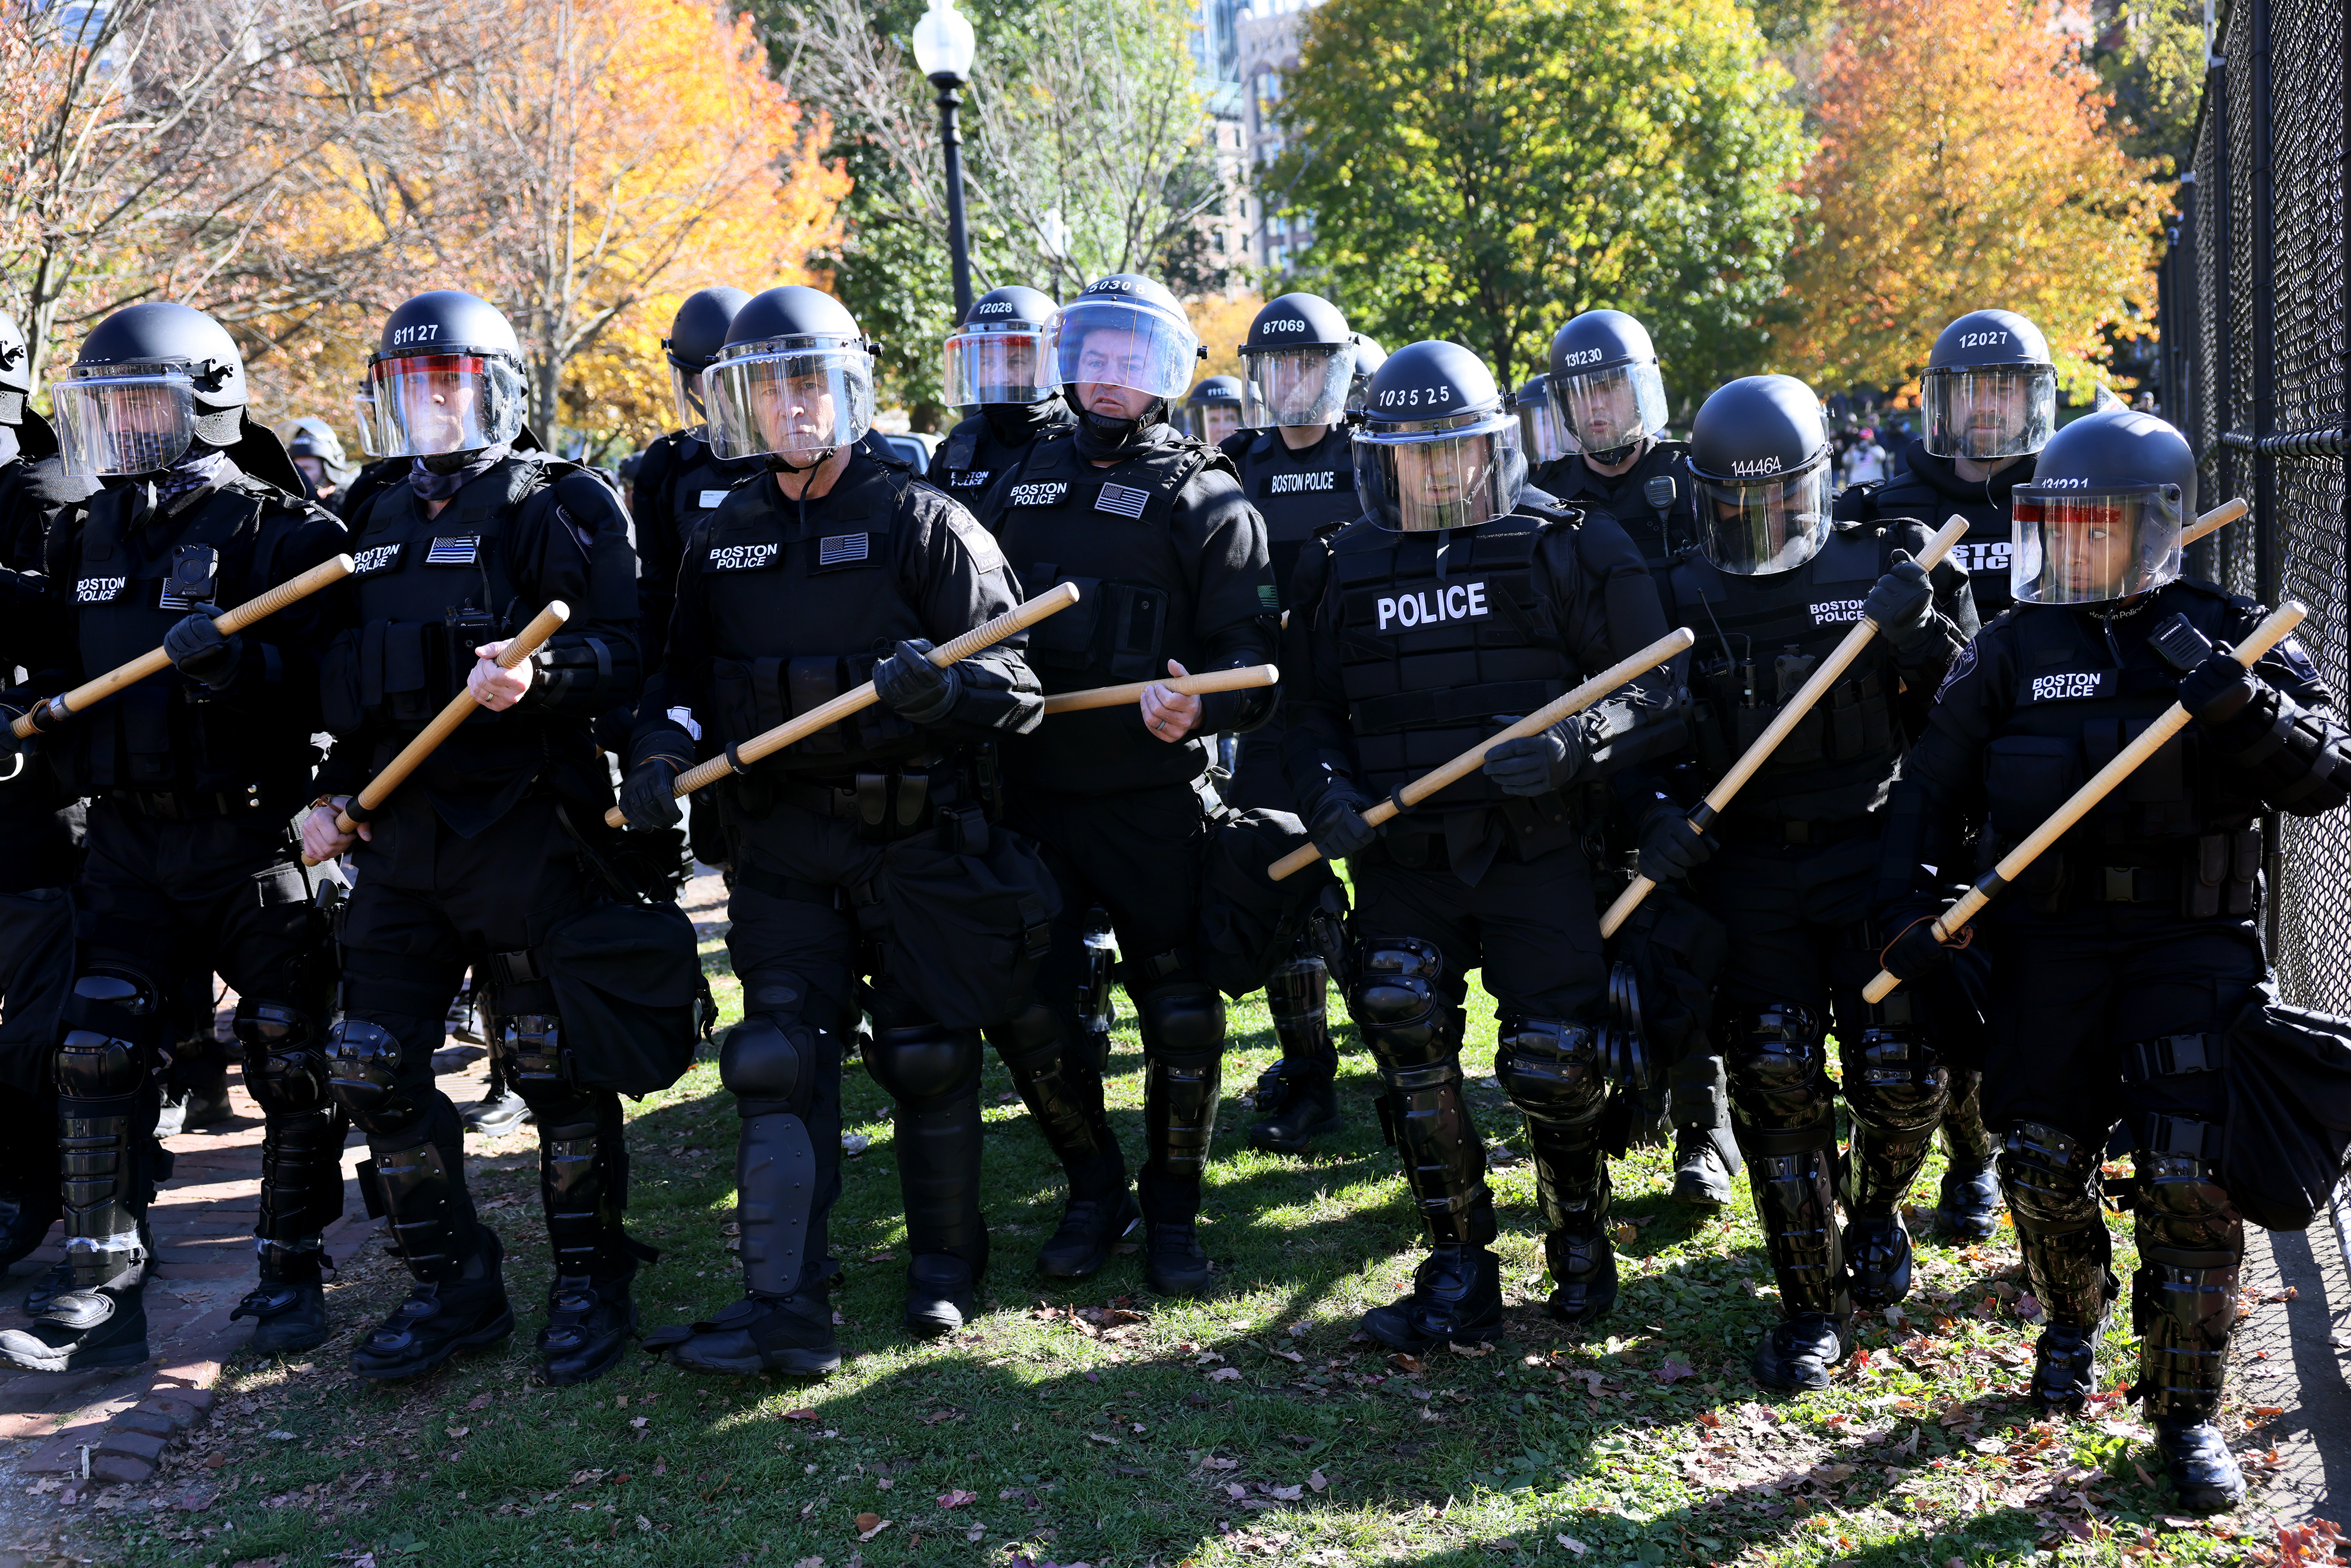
[1636,806,1715,884]
[619,756,684,830]
[1481,716,1594,798]
[1862,550,1939,660]
[0,704,26,760]
[163,609,240,689]
[1877,902,1965,983]
[2177,652,2260,725]
[1309,789,1378,862]
[874,638,959,724]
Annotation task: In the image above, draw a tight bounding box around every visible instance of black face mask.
[982,393,1065,444]
[410,443,510,501]
[1071,396,1168,463]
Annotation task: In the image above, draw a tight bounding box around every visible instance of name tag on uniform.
[351,543,402,577]
[426,536,480,565]
[1377,581,1489,631]
[818,533,870,567]
[708,542,780,571]
[949,470,990,489]
[1096,482,1151,519]
[698,489,731,509]
[1264,470,1341,496]
[1005,481,1070,507]
[2025,671,2108,703]
[75,577,126,604]
[1809,597,1867,626]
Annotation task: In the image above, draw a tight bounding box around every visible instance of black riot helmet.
[1921,309,2057,461]
[1049,272,1204,456]
[664,286,752,435]
[702,284,875,473]
[1352,340,1526,532]
[1686,374,1834,575]
[52,301,250,477]
[2011,408,2194,607]
[1547,309,1669,464]
[1184,374,1244,444]
[357,290,529,460]
[284,416,357,490]
[945,284,1059,409]
[1512,373,1571,465]
[1344,334,1387,424]
[1240,292,1354,430]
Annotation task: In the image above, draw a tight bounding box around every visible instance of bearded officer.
[621,286,1046,1366]
[975,272,1277,1296]
[1878,409,2351,1513]
[1282,340,1684,1348]
[1219,293,1359,1155]
[0,304,349,1372]
[299,289,651,1386]
[1839,308,2059,1241]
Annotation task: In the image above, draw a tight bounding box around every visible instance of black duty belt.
[106,787,263,820]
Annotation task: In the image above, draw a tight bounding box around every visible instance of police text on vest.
[1378,582,1489,630]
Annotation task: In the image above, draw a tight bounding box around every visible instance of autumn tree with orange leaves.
[1774,0,2162,397]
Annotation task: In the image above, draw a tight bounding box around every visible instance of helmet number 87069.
[1377,386,1452,409]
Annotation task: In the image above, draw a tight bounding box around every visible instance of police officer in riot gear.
[1343,336,1385,425]
[1840,309,2059,1239]
[300,289,651,1386]
[1220,293,1358,1154]
[1627,374,1978,1389]
[619,285,1046,1366]
[1878,409,2351,1513]
[1535,309,1740,1208]
[284,417,359,517]
[1183,374,1245,447]
[977,272,1277,1296]
[0,303,349,1372]
[929,286,1072,500]
[1282,340,1685,1348]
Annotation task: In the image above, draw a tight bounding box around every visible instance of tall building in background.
[1193,0,1254,282]
[1236,0,1317,276]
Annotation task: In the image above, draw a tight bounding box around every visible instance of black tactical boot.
[2030,1322,2102,1414]
[1670,1126,1739,1209]
[2154,1420,2245,1514]
[903,1254,978,1338]
[2130,1124,2245,1513]
[352,1231,514,1381]
[155,1069,234,1138]
[0,1275,150,1372]
[232,1241,330,1356]
[1935,1070,2001,1240]
[648,1291,839,1377]
[1037,1183,1140,1279]
[540,1261,644,1386]
[1245,956,1341,1154]
[461,1055,533,1137]
[1842,1215,1914,1309]
[1751,1312,1850,1390]
[1542,1224,1617,1325]
[1361,1244,1503,1351]
[1138,1171,1211,1297]
[992,1002,1133,1278]
[21,1259,69,1318]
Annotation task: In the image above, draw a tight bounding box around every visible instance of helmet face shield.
[1692,449,1834,575]
[669,363,708,437]
[2012,485,2183,606]
[1242,345,1352,428]
[1550,361,1668,455]
[1354,411,1525,532]
[360,351,527,457]
[1921,365,2057,459]
[945,321,1052,407]
[52,369,199,477]
[1188,399,1243,444]
[1049,298,1199,404]
[705,339,876,464]
[1516,386,1573,465]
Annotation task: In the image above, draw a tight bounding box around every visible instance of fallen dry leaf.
[465,1392,494,1411]
[784,1410,819,1422]
[938,1490,977,1509]
[1203,1457,1240,1471]
[1448,1341,1494,1359]
[854,1514,891,1542]
[1556,1536,1588,1556]
[1207,1367,1242,1382]
[1656,1356,1694,1384]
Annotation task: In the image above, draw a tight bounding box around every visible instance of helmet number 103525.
[1376,386,1454,410]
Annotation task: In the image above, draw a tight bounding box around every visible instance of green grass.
[101,946,2285,1567]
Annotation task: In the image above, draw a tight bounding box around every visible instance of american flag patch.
[818,533,869,566]
[1096,483,1151,519]
[426,536,480,565]
[158,588,192,611]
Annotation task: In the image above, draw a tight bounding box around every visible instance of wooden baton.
[1268,625,1696,882]
[1041,664,1279,715]
[13,553,356,741]
[1861,597,2309,1003]
[302,599,572,865]
[2179,496,2249,548]
[603,581,1082,829]
[1598,515,1972,938]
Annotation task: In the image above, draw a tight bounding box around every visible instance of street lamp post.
[912,0,978,322]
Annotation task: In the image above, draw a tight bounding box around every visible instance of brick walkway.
[2236,1203,2351,1526]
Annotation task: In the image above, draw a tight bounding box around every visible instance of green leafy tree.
[1268,0,1810,410]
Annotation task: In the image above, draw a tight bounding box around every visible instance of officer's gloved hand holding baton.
[1859,550,1940,662]
[618,755,685,830]
[1598,514,1972,937]
[1636,805,1716,883]
[874,638,960,725]
[1862,597,2310,1004]
[162,606,242,689]
[1307,788,1379,862]
[1481,713,1596,797]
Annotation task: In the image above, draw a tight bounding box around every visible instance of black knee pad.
[721,1011,821,1118]
[2134,1121,2237,1248]
[1998,1121,2103,1233]
[1349,937,1454,1068]
[1725,1005,1828,1127]
[863,1023,982,1110]
[240,1000,331,1117]
[990,1000,1071,1069]
[55,966,161,1100]
[1495,1017,1607,1129]
[1137,982,1224,1060]
[325,1016,427,1137]
[1839,1027,1948,1135]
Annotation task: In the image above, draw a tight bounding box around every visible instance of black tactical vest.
[1535,440,1697,575]
[1974,583,2263,916]
[60,477,316,800]
[1231,427,1358,611]
[692,460,931,779]
[1664,524,1903,829]
[935,406,1067,504]
[1843,442,2032,617]
[989,430,1216,689]
[656,434,758,548]
[1327,508,1582,810]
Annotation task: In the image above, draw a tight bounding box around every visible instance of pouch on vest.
[1982,733,2082,902]
[872,810,1060,1028]
[2216,985,2351,1231]
[541,899,702,1096]
[1195,808,1346,1000]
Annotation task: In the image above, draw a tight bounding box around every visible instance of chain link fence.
[2159,0,2348,1015]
